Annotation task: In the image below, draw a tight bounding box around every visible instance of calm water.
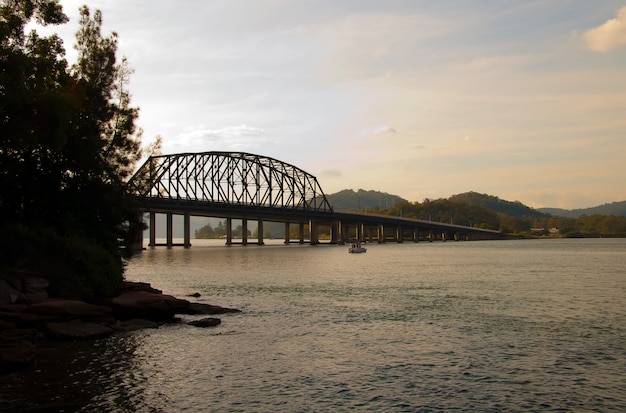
[2,238,625,412]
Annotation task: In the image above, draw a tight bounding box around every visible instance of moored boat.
[348,242,367,253]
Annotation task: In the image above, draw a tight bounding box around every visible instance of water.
[2,239,625,412]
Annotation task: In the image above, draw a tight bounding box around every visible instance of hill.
[325,189,407,212]
[538,201,626,218]
[449,192,547,219]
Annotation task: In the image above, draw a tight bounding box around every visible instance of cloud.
[320,168,343,178]
[582,6,626,52]
[359,125,397,137]
[169,124,269,151]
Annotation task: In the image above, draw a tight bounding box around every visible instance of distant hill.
[449,191,547,218]
[538,201,626,218]
[325,189,407,212]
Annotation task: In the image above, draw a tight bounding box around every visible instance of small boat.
[348,242,367,253]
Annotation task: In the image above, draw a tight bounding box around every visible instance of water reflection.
[0,333,171,413]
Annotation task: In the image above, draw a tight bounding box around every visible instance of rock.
[183,302,241,315]
[188,317,221,327]
[45,319,113,340]
[119,281,163,294]
[29,299,112,319]
[0,337,34,373]
[187,292,201,298]
[110,290,190,320]
[22,275,49,294]
[0,280,27,305]
[111,318,159,332]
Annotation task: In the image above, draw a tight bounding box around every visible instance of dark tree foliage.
[0,1,142,298]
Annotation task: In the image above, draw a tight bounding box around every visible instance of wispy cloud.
[582,6,626,52]
[170,125,269,151]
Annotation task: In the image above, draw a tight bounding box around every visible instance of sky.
[37,1,626,209]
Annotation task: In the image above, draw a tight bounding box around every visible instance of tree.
[0,2,142,298]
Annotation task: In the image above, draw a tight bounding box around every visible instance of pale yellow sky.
[44,1,626,209]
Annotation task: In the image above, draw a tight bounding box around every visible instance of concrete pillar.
[284,222,290,244]
[242,218,248,246]
[442,232,447,242]
[378,224,385,243]
[309,220,319,245]
[413,228,419,242]
[338,221,346,244]
[184,212,191,248]
[149,211,156,247]
[299,222,305,244]
[166,212,173,248]
[395,226,403,243]
[330,221,339,244]
[226,218,232,245]
[359,223,365,242]
[257,218,264,245]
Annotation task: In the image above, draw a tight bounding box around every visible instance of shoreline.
[0,276,240,374]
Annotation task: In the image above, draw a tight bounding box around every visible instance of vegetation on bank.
[1,2,143,299]
[352,191,626,238]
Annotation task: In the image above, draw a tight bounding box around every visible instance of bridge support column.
[257,219,264,245]
[338,221,346,244]
[226,218,232,245]
[395,226,403,243]
[242,219,248,246]
[378,224,385,243]
[429,230,433,242]
[149,212,156,247]
[442,232,447,242]
[330,221,339,244]
[358,223,365,242]
[184,212,191,248]
[299,223,305,244]
[166,212,173,248]
[309,220,319,245]
[284,223,290,244]
[413,228,419,242]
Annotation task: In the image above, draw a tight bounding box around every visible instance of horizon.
[37,1,626,209]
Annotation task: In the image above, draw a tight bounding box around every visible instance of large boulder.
[110,290,190,320]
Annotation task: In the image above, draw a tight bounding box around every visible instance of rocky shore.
[0,274,240,374]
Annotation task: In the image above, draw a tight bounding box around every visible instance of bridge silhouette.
[127,151,501,248]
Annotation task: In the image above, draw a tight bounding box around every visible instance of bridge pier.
[184,212,191,248]
[149,212,156,247]
[257,218,264,246]
[226,218,233,245]
[166,212,173,248]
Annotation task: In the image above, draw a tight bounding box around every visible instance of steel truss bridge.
[128,151,501,247]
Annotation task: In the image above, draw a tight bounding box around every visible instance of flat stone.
[45,319,113,340]
[110,290,190,320]
[188,317,221,327]
[184,302,241,315]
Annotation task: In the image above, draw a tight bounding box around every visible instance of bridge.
[127,151,501,248]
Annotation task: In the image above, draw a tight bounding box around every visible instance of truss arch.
[128,151,333,213]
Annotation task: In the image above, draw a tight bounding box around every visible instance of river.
[2,238,625,412]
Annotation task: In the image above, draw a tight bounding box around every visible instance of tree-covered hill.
[332,189,626,237]
[449,192,547,219]
[538,201,626,218]
[325,189,406,212]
